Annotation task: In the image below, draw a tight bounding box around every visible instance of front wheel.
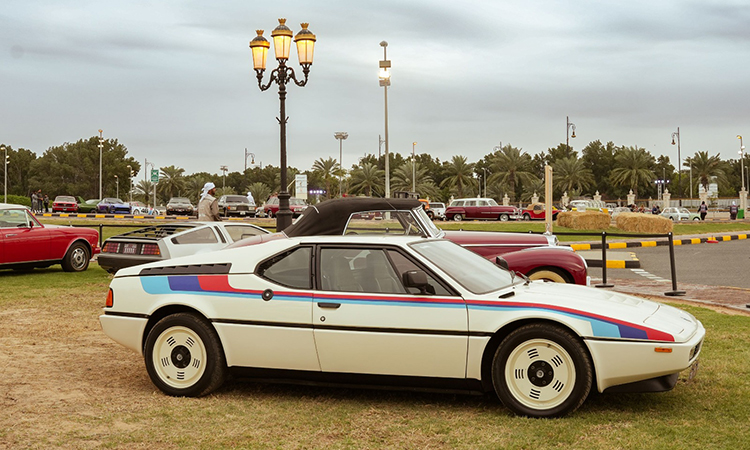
[523,214,531,221]
[61,242,90,272]
[453,213,463,222]
[492,323,592,418]
[144,313,227,397]
[693,217,700,221]
[528,268,570,283]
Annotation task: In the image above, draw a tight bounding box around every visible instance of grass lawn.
[0,267,748,449]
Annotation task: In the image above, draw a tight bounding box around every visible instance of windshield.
[226,196,249,203]
[487,199,499,206]
[414,207,443,238]
[410,240,513,294]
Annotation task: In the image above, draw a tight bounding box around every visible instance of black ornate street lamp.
[671,127,681,206]
[566,116,576,154]
[249,19,316,231]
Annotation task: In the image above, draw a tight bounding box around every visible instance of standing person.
[31,191,39,213]
[198,182,221,221]
[698,201,708,221]
[729,201,739,220]
[43,194,50,213]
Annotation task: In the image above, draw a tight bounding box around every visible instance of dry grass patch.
[556,211,611,230]
[615,212,674,233]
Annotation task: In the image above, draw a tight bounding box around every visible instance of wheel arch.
[141,304,218,354]
[527,266,574,284]
[64,238,93,261]
[478,318,597,393]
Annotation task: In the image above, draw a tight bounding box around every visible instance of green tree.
[349,162,384,197]
[552,157,594,194]
[689,151,727,193]
[158,165,186,199]
[1,145,37,197]
[487,144,536,202]
[135,180,155,206]
[248,182,271,206]
[391,161,439,199]
[312,157,338,199]
[440,155,476,198]
[581,140,616,197]
[609,146,656,198]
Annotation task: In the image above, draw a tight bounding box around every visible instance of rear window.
[169,198,191,203]
[429,203,444,208]
[226,196,249,203]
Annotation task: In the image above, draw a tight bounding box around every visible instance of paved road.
[587,238,750,289]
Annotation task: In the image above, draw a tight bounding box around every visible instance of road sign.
[151,169,159,183]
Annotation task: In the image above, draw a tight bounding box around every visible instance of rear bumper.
[97,254,162,273]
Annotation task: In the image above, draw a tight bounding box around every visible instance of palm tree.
[349,163,384,197]
[185,175,209,204]
[312,157,338,199]
[609,146,655,197]
[158,165,186,199]
[488,145,536,201]
[440,155,476,198]
[553,157,594,194]
[135,180,154,205]
[689,151,726,193]
[248,182,271,206]
[521,179,545,203]
[391,161,439,199]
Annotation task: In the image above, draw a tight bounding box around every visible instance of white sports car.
[100,234,704,417]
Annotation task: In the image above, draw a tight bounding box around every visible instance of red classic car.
[520,203,560,221]
[1,203,100,271]
[274,198,588,285]
[263,196,307,218]
[444,198,519,222]
[52,195,78,213]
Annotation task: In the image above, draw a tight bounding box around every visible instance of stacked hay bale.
[556,211,611,230]
[615,212,673,233]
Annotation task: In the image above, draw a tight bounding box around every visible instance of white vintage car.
[100,234,704,417]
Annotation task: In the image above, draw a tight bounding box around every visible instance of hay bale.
[615,212,673,233]
[557,211,611,230]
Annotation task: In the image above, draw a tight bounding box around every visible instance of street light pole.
[334,132,348,197]
[738,135,745,191]
[412,142,417,193]
[2,145,7,203]
[566,116,576,154]
[482,167,487,198]
[244,148,255,172]
[379,41,391,198]
[220,165,228,190]
[98,129,104,200]
[115,175,119,199]
[144,159,155,208]
[671,127,682,206]
[249,19,316,232]
[126,165,133,203]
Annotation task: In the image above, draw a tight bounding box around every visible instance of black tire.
[268,210,275,218]
[144,313,227,397]
[492,323,592,418]
[453,213,463,222]
[693,217,700,221]
[109,206,115,214]
[427,211,434,220]
[523,214,531,221]
[499,214,510,222]
[61,242,90,272]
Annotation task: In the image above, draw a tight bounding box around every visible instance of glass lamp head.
[249,30,270,70]
[271,18,293,60]
[294,23,316,65]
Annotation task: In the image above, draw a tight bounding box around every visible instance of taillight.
[141,244,161,256]
[105,288,114,307]
[103,242,119,253]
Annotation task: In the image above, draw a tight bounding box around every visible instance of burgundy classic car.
[275,198,588,285]
[52,195,78,213]
[1,203,100,271]
[444,198,519,222]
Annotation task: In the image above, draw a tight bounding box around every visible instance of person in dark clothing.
[729,201,739,220]
[698,201,708,221]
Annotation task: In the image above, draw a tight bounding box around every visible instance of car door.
[1,209,51,263]
[312,245,468,378]
[464,200,478,219]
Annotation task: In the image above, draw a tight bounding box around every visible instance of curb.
[568,233,748,251]
[584,252,641,269]
[36,212,257,221]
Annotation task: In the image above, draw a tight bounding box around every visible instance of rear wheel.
[492,323,592,418]
[61,242,90,272]
[453,213,463,222]
[144,313,226,397]
[499,214,510,222]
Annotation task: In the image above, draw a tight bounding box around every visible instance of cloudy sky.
[2,0,749,178]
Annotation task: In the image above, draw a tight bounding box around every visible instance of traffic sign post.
[151,169,159,183]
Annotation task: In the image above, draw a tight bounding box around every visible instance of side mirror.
[403,270,428,290]
[495,256,509,271]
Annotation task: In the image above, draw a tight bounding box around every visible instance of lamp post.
[244,148,255,172]
[412,142,417,193]
[126,165,133,203]
[566,116,576,154]
[379,41,391,198]
[334,132,348,197]
[738,135,745,191]
[671,127,682,206]
[144,159,155,208]
[249,18,316,232]
[2,145,7,203]
[482,167,488,198]
[98,129,104,200]
[115,175,119,199]
[220,165,228,190]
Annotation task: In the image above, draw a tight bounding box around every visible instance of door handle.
[317,302,341,309]
[5,233,17,237]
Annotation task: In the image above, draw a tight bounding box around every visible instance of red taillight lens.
[105,289,113,307]
[141,244,161,256]
[103,242,119,253]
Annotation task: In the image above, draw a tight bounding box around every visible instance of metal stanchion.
[596,231,613,288]
[665,232,686,296]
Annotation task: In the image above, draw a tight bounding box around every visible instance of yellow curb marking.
[641,241,657,247]
[570,244,591,251]
[609,242,627,249]
[606,260,626,269]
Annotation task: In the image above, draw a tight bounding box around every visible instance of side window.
[224,225,265,242]
[345,211,423,236]
[171,227,218,244]
[386,250,453,296]
[320,248,405,294]
[453,201,464,207]
[258,247,312,289]
[465,200,476,207]
[478,200,488,207]
[0,209,30,228]
[534,204,543,211]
